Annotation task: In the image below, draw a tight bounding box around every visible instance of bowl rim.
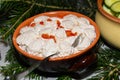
[97,0,120,23]
[12,11,100,61]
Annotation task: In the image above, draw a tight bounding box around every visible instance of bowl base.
[20,53,96,72]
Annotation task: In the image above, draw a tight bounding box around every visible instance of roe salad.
[16,14,96,58]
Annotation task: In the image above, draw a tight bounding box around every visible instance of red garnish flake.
[57,20,61,27]
[41,34,49,39]
[65,30,77,37]
[47,18,52,21]
[39,21,44,25]
[50,35,56,43]
[56,20,64,29]
[29,23,35,27]
[41,34,56,43]
[57,26,64,29]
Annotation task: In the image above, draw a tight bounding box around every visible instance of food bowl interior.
[12,11,100,61]
[97,0,120,23]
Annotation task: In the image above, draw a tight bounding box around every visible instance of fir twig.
[24,1,72,9]
[0,63,26,76]
[1,2,35,39]
[88,41,120,80]
[57,76,72,80]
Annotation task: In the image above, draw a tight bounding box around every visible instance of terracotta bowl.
[96,0,120,49]
[12,11,100,72]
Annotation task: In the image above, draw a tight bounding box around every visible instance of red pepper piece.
[30,23,35,27]
[41,34,56,43]
[65,30,77,37]
[47,18,52,21]
[57,20,61,27]
[56,20,64,29]
[39,21,44,25]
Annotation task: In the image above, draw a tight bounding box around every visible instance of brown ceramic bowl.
[96,0,120,48]
[12,11,100,72]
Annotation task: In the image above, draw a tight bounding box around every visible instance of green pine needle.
[57,76,72,80]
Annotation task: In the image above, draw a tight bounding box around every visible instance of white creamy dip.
[16,14,96,58]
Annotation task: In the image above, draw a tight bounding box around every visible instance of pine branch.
[24,0,72,10]
[87,41,120,80]
[1,2,35,39]
[0,63,26,76]
[57,76,72,80]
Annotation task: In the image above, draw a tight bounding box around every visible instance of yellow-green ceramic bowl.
[96,0,120,48]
